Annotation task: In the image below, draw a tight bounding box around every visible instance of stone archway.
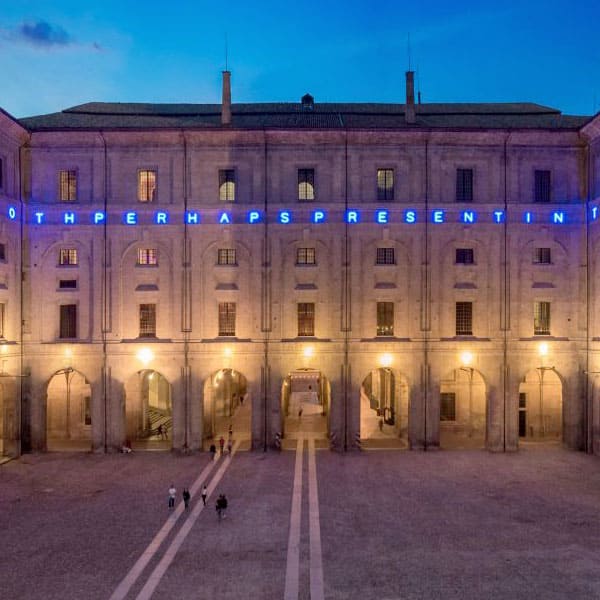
[280,368,330,444]
[360,368,409,448]
[124,370,172,450]
[46,369,92,451]
[203,369,249,446]
[518,368,563,442]
[439,367,487,449]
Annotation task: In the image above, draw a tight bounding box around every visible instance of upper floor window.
[456,168,473,203]
[59,304,77,339]
[59,279,77,289]
[533,247,551,264]
[0,303,5,338]
[59,248,78,266]
[139,303,156,337]
[138,169,156,203]
[377,302,394,336]
[0,243,6,261]
[376,247,395,265]
[298,168,315,201]
[377,168,394,201]
[534,170,551,203]
[455,301,473,336]
[456,248,474,264]
[296,247,316,265]
[217,248,237,265]
[219,169,236,202]
[218,302,236,336]
[137,248,158,266]
[298,302,315,336]
[534,301,551,335]
[59,170,77,202]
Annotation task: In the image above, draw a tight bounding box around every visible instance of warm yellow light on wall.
[136,348,154,365]
[224,347,233,358]
[379,353,393,368]
[303,345,315,358]
[538,342,549,358]
[1,344,8,354]
[460,351,473,366]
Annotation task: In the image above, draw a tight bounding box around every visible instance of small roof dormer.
[301,93,314,110]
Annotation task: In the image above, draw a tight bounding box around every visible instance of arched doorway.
[518,368,562,442]
[203,369,249,446]
[360,368,408,448]
[439,367,487,449]
[281,369,330,444]
[125,370,172,449]
[46,369,92,451]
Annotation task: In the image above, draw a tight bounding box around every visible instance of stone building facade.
[1,72,600,456]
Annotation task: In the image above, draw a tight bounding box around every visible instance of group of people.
[209,424,234,459]
[167,483,228,520]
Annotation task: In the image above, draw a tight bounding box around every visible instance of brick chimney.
[221,70,231,126]
[405,71,415,124]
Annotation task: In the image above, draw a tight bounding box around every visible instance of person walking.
[228,423,233,438]
[219,436,225,455]
[201,485,208,506]
[168,484,176,509]
[216,493,228,521]
[227,438,233,455]
[182,488,191,509]
[209,443,216,460]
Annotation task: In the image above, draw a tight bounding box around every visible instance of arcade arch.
[46,369,92,451]
[439,367,487,449]
[360,368,409,448]
[124,370,172,449]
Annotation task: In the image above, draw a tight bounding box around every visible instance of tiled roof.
[18,101,591,131]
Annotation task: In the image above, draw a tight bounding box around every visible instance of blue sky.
[1,0,598,117]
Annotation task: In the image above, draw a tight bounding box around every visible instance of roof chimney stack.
[221,70,231,126]
[405,71,415,124]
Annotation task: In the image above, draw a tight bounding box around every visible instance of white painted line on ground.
[134,440,240,600]
[308,437,324,600]
[284,436,304,600]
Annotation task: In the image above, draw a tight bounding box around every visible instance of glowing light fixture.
[460,351,473,367]
[1,344,8,354]
[224,347,233,358]
[538,342,549,358]
[303,345,315,358]
[137,348,154,365]
[379,353,393,368]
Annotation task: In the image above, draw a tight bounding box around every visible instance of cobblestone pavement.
[2,445,600,600]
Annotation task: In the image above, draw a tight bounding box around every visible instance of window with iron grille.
[377,168,394,201]
[455,248,474,264]
[59,170,77,202]
[217,248,237,265]
[138,169,157,202]
[0,243,6,261]
[219,169,236,202]
[297,302,315,336]
[139,304,156,337]
[534,170,551,203]
[298,168,315,201]
[59,279,77,289]
[455,302,473,335]
[137,248,158,266]
[296,247,316,265]
[59,304,77,339]
[533,247,551,264]
[534,301,551,335]
[456,168,473,203]
[376,247,395,265]
[218,302,236,336]
[377,302,394,336]
[59,248,78,266]
[440,392,456,421]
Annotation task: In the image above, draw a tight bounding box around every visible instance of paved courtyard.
[2,443,600,599]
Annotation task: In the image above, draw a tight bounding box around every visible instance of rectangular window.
[296,247,316,265]
[59,169,77,202]
[59,304,77,339]
[59,279,77,289]
[83,396,92,426]
[377,168,394,201]
[376,302,394,336]
[138,169,157,202]
[298,168,315,201]
[534,170,551,203]
[218,302,236,336]
[455,302,473,335]
[376,247,395,265]
[137,248,158,266]
[440,392,456,421]
[534,301,551,335]
[456,168,473,203]
[0,303,5,338]
[455,248,474,264]
[139,304,156,338]
[297,302,315,336]
[533,247,551,264]
[59,248,78,266]
[0,243,6,261]
[219,169,236,202]
[217,248,237,265]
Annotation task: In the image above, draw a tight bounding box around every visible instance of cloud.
[16,19,73,48]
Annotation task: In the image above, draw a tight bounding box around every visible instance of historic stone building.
[1,72,600,457]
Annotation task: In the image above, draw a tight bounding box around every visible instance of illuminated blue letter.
[248,210,261,224]
[279,210,291,224]
[312,210,325,223]
[93,211,105,224]
[8,206,16,220]
[125,212,137,225]
[219,211,231,224]
[493,210,504,223]
[524,212,532,224]
[186,211,199,224]
[376,210,388,224]
[552,211,564,224]
[461,211,475,224]
[432,210,445,223]
[155,211,168,224]
[405,210,416,224]
[346,210,359,223]
[63,212,76,225]
[592,206,599,221]
[34,212,45,224]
